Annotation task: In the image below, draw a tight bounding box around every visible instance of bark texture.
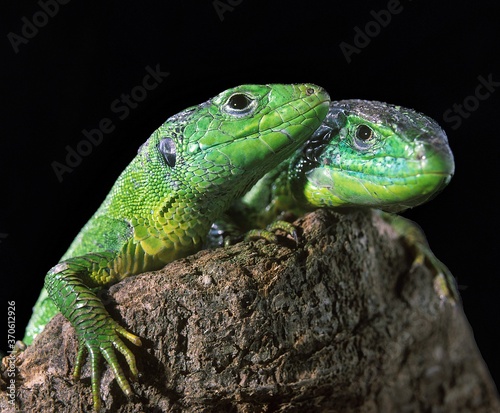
[2,209,499,412]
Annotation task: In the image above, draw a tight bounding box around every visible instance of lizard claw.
[380,211,460,305]
[244,220,298,244]
[412,244,460,305]
[73,321,141,411]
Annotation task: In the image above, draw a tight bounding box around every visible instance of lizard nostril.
[415,143,426,160]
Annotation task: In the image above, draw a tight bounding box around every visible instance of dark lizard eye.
[228,94,251,109]
[223,93,257,116]
[353,124,375,151]
[158,137,176,167]
[356,125,373,141]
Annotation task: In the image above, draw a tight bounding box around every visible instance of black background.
[1,0,499,391]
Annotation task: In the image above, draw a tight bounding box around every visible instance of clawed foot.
[73,321,142,411]
[380,211,460,305]
[411,242,460,305]
[244,220,298,244]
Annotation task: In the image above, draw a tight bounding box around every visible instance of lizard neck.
[109,193,228,279]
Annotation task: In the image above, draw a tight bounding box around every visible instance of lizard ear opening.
[158,137,177,168]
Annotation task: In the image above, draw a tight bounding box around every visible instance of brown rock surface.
[2,209,499,412]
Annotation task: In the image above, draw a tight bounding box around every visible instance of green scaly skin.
[219,99,458,301]
[240,99,454,220]
[23,84,330,411]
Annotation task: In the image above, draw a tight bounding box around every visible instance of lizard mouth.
[303,150,454,212]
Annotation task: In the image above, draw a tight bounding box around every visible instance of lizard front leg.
[378,211,460,304]
[45,252,142,411]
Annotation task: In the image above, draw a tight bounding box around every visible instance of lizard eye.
[356,125,373,141]
[353,124,375,150]
[223,93,257,116]
[158,137,176,167]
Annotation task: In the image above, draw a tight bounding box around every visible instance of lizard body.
[23,83,330,411]
[216,99,457,300]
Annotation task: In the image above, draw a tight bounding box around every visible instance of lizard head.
[290,99,455,212]
[140,84,330,204]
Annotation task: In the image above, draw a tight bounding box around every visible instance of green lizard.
[236,99,454,219]
[216,99,457,300]
[22,83,330,411]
